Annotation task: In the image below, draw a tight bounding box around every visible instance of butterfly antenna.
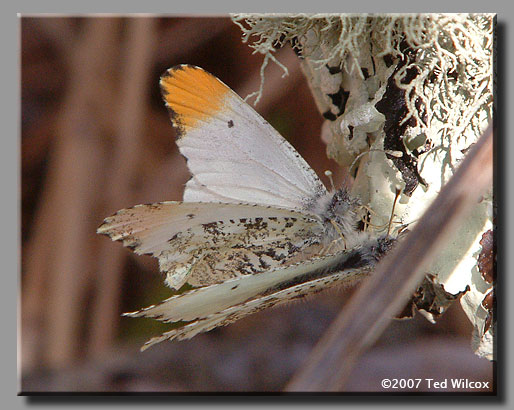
[387,188,402,236]
[324,170,336,192]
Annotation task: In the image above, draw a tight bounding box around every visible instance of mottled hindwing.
[126,235,393,351]
[138,270,355,350]
[97,201,324,289]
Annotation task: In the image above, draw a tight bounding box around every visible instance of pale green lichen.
[232,14,493,159]
[232,13,495,360]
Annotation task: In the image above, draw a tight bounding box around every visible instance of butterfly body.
[98,65,394,349]
[307,188,362,242]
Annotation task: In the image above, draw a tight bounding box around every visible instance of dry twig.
[286,126,493,391]
[89,18,157,356]
[22,18,121,370]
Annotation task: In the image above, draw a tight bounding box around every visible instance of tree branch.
[286,125,493,391]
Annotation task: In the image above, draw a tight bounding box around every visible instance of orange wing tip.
[160,65,230,132]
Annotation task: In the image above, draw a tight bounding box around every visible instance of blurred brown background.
[20,15,493,392]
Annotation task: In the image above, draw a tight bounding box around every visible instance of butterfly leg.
[329,219,348,249]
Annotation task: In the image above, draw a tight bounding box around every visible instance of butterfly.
[97,65,394,350]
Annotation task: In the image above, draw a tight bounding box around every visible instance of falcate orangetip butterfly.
[97,65,395,350]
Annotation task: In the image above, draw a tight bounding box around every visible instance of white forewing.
[98,201,324,289]
[161,65,328,210]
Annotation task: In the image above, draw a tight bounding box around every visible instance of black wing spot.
[228,120,234,128]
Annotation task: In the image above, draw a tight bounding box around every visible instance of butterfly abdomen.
[263,234,395,295]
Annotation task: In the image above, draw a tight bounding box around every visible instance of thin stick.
[89,18,156,356]
[33,19,121,369]
[387,188,402,236]
[286,125,493,391]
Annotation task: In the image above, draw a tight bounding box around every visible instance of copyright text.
[381,378,490,390]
